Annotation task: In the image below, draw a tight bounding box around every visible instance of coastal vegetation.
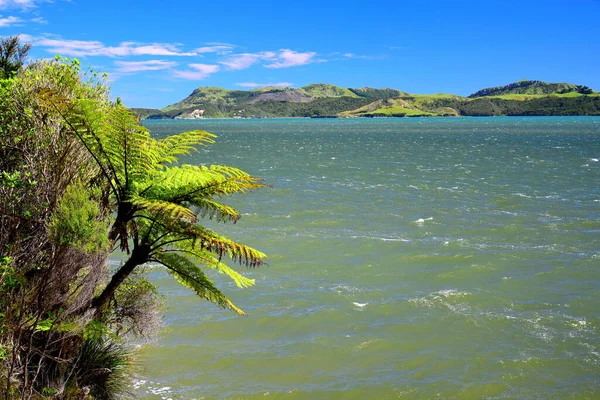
[137,81,599,119]
[0,36,265,398]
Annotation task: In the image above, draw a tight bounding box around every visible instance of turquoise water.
[136,117,600,399]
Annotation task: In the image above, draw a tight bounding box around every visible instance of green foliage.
[1,46,124,398]
[0,171,37,189]
[155,251,247,314]
[49,182,110,254]
[40,387,58,396]
[107,272,163,339]
[83,319,115,342]
[1,37,266,397]
[45,78,266,314]
[69,338,134,400]
[0,36,31,79]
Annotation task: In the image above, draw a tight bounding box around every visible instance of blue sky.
[1,0,599,108]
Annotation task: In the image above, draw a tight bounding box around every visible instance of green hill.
[129,108,166,119]
[298,84,359,98]
[162,86,259,112]
[349,87,408,99]
[150,80,599,119]
[469,80,595,98]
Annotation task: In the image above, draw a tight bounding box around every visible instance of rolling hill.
[131,80,599,119]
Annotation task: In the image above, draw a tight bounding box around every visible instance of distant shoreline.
[140,114,600,121]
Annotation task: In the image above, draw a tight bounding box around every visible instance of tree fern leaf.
[153,252,246,315]
[194,199,240,223]
[129,196,197,224]
[141,165,266,204]
[188,226,267,267]
[157,130,216,164]
[212,259,255,288]
[167,244,256,288]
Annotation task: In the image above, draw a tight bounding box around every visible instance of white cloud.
[173,63,220,80]
[0,0,42,9]
[23,35,197,57]
[204,41,235,47]
[0,15,21,26]
[264,49,317,69]
[342,52,384,60]
[237,82,294,88]
[219,50,318,70]
[219,51,276,70]
[195,45,234,54]
[17,33,33,41]
[114,60,178,73]
[113,42,196,57]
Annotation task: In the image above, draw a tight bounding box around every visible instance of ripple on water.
[137,117,600,399]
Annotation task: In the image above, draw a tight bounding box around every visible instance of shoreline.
[141,114,600,121]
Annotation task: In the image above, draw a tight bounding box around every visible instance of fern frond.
[147,219,266,268]
[157,130,216,164]
[169,244,256,288]
[152,252,246,315]
[129,196,197,224]
[194,199,240,223]
[102,105,159,185]
[212,260,255,288]
[189,225,266,267]
[141,165,266,205]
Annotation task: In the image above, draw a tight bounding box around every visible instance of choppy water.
[136,117,600,399]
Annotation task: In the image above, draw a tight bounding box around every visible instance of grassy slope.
[162,87,254,112]
[298,84,359,98]
[368,103,435,116]
[349,87,408,99]
[343,95,462,117]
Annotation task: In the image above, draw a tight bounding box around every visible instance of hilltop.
[469,80,594,98]
[134,80,599,119]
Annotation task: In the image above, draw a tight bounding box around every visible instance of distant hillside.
[248,89,312,103]
[147,80,599,119]
[298,84,358,98]
[349,87,409,99]
[162,86,255,112]
[129,108,169,119]
[470,80,595,98]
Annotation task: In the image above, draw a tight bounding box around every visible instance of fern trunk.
[92,244,150,312]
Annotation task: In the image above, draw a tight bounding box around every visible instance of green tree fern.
[40,85,267,316]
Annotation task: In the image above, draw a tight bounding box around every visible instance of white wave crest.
[414,217,433,226]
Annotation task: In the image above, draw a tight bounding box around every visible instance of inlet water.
[135,117,600,399]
